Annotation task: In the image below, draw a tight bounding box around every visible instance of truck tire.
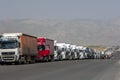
[0,62,5,65]
[47,56,51,62]
[6,62,12,65]
[72,54,75,60]
[58,55,62,61]
[21,56,27,64]
[43,56,48,62]
[66,54,69,60]
[15,56,22,65]
[30,56,35,64]
[69,55,73,60]
[15,58,22,65]
[50,55,54,62]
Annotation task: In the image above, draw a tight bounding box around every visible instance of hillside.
[0,19,120,46]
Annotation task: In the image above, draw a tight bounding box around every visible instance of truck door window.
[54,46,58,51]
[62,48,64,51]
[37,45,45,51]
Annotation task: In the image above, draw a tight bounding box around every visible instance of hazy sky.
[0,0,120,20]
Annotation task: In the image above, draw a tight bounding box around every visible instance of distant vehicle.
[87,48,95,59]
[76,46,85,59]
[55,43,67,60]
[94,49,101,59]
[65,44,72,60]
[104,51,112,59]
[71,45,79,60]
[0,33,37,65]
[54,40,58,60]
[82,47,89,59]
[36,38,54,62]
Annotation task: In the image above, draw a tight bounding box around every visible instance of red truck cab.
[36,38,54,61]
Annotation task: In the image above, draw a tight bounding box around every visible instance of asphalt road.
[0,56,120,80]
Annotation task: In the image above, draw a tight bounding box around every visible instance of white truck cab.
[71,45,78,59]
[65,44,72,60]
[0,33,21,63]
[56,43,67,60]
[54,40,58,60]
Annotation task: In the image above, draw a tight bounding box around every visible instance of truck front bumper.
[1,55,18,62]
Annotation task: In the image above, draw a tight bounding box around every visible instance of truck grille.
[3,56,14,60]
[1,52,15,55]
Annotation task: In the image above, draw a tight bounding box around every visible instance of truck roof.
[37,37,54,45]
[2,33,37,38]
[37,37,54,41]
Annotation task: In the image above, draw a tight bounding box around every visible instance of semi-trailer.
[0,33,37,65]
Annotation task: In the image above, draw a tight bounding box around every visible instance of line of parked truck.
[0,33,109,65]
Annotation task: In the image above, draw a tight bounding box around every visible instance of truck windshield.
[85,48,90,54]
[0,41,17,49]
[54,46,58,51]
[37,45,45,51]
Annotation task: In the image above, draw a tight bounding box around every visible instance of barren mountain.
[0,19,120,46]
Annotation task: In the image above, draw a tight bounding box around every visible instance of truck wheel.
[47,55,51,62]
[15,59,22,65]
[71,54,74,60]
[59,55,62,61]
[69,55,72,60]
[0,62,5,65]
[46,56,50,62]
[77,54,80,60]
[15,62,19,65]
[57,55,60,61]
[66,54,69,60]
[51,56,54,62]
[30,56,35,64]
[6,62,12,65]
[43,56,47,62]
